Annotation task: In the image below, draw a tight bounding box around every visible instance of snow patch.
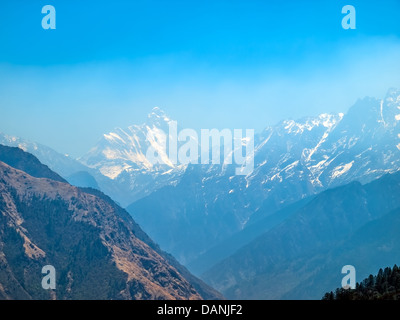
[99,165,127,179]
[331,161,354,179]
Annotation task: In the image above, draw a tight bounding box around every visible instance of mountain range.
[1,88,399,299]
[128,88,400,266]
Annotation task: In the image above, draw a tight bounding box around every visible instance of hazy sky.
[0,0,400,157]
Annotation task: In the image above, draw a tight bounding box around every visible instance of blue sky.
[0,0,400,157]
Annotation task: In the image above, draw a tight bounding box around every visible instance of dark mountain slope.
[187,196,314,275]
[80,186,223,300]
[0,159,214,299]
[286,206,400,299]
[203,171,400,299]
[0,144,66,183]
[0,144,221,299]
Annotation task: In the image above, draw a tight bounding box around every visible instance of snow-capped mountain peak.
[80,107,177,178]
[78,107,185,204]
[147,106,170,123]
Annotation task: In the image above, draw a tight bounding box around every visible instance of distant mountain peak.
[79,108,184,204]
[147,107,171,125]
[82,107,177,178]
[149,106,166,115]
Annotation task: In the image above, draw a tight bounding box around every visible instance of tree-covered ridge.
[323,265,400,300]
[0,160,205,300]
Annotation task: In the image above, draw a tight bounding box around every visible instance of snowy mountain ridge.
[80,107,180,179]
[127,88,400,264]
